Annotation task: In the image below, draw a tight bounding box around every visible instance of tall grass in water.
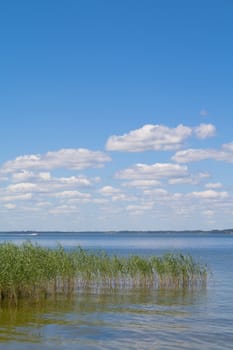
[0,242,207,304]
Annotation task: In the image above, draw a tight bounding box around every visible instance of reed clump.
[0,242,207,304]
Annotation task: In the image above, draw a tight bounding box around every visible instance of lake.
[0,231,232,349]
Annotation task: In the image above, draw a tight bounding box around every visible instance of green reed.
[0,242,208,304]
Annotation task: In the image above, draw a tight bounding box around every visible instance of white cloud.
[57,176,91,186]
[4,203,16,209]
[116,163,188,180]
[8,172,97,197]
[1,193,33,202]
[112,194,134,202]
[106,123,216,152]
[53,191,91,199]
[168,178,193,185]
[49,205,78,215]
[194,123,216,139]
[173,142,233,163]
[106,124,192,152]
[144,188,169,197]
[0,121,231,231]
[222,141,233,152]
[7,182,39,193]
[203,210,215,216]
[205,182,223,189]
[0,165,102,216]
[97,187,135,202]
[12,170,51,182]
[126,203,153,212]
[91,198,109,204]
[168,172,210,185]
[189,190,229,200]
[1,148,111,173]
[36,201,52,208]
[99,186,120,196]
[172,149,217,163]
[12,170,36,182]
[143,188,183,201]
[38,172,52,181]
[122,180,161,188]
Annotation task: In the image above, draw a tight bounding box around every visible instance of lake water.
[0,231,233,349]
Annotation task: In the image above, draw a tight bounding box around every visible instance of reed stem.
[0,242,208,304]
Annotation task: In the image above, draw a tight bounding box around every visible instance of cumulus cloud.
[189,190,229,200]
[144,188,169,197]
[99,186,120,196]
[52,190,91,199]
[4,203,16,209]
[116,163,188,180]
[168,172,210,185]
[1,193,33,202]
[203,210,215,216]
[205,182,223,189]
[173,142,233,163]
[126,203,153,212]
[112,193,129,202]
[49,205,78,215]
[30,173,92,188]
[122,180,161,188]
[222,141,233,152]
[194,124,216,139]
[95,187,137,203]
[0,164,102,214]
[1,148,111,173]
[172,149,217,163]
[36,201,52,208]
[106,124,192,152]
[57,176,91,186]
[1,122,231,230]
[106,123,216,152]
[12,170,39,182]
[5,175,93,197]
[143,188,183,201]
[7,182,39,193]
[12,171,51,182]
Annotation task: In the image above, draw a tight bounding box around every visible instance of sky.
[0,0,233,231]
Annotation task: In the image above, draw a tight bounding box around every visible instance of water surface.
[0,232,232,349]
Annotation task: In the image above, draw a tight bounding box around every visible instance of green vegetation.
[0,242,207,304]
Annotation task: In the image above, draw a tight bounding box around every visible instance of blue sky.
[0,0,233,231]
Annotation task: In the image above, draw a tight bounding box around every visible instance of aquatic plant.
[0,242,207,304]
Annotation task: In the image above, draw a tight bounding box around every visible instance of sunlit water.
[0,232,233,349]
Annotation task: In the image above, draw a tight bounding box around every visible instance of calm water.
[0,231,233,350]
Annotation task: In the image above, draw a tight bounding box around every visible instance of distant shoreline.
[0,229,233,234]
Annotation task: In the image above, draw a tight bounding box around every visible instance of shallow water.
[0,232,233,349]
